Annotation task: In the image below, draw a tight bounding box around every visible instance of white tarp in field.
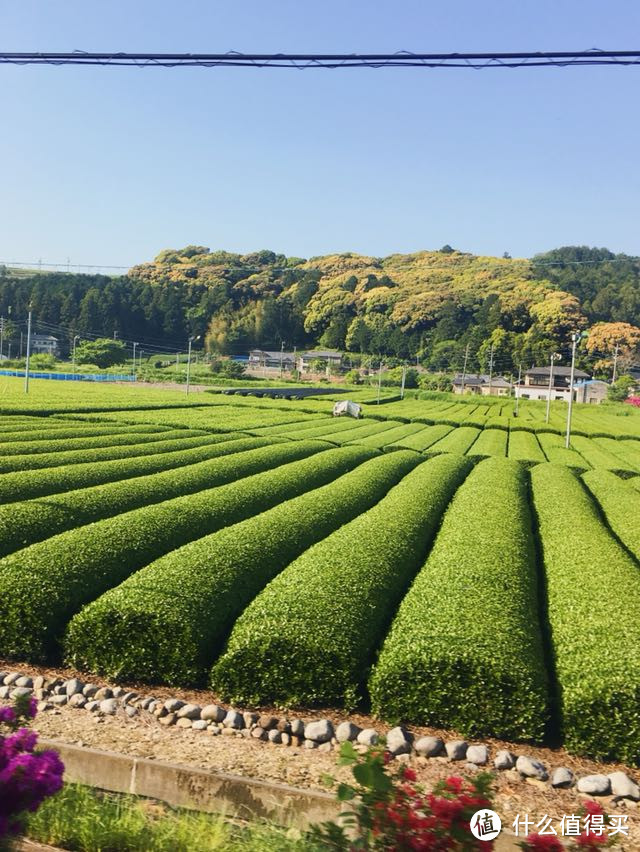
[333,400,362,418]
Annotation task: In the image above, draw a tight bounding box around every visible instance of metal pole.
[400,364,406,399]
[132,342,138,379]
[515,363,522,416]
[279,341,284,380]
[377,359,383,404]
[72,335,80,376]
[293,345,297,380]
[24,308,32,393]
[488,343,494,395]
[186,338,192,395]
[0,316,4,360]
[565,332,579,449]
[545,353,555,424]
[612,342,619,383]
[460,343,469,395]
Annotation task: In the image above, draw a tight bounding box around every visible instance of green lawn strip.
[0,433,247,503]
[569,435,638,476]
[0,429,227,473]
[465,428,508,459]
[536,432,590,471]
[387,424,453,451]
[0,440,337,661]
[423,426,481,457]
[581,468,640,562]
[530,463,640,762]
[0,427,205,458]
[211,453,471,708]
[369,457,549,741]
[507,430,546,465]
[0,437,282,558]
[66,450,412,686]
[345,422,425,450]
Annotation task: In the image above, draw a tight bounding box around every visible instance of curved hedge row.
[0,437,280,558]
[369,457,549,741]
[210,453,472,707]
[63,447,403,684]
[594,437,640,471]
[0,433,244,503]
[328,421,401,444]
[581,468,640,562]
[537,432,589,471]
[423,426,480,457]
[347,422,424,450]
[507,430,545,465]
[0,428,203,460]
[0,440,339,661]
[0,430,226,474]
[0,422,170,445]
[466,428,507,459]
[530,463,640,762]
[389,424,453,452]
[569,435,638,476]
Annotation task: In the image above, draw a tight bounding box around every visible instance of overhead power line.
[1,49,640,70]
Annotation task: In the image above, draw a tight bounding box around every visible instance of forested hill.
[1,245,639,372]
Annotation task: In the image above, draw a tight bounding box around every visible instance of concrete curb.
[39,738,338,828]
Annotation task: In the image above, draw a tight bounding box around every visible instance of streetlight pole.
[377,359,383,404]
[460,342,470,395]
[565,332,580,449]
[24,306,33,393]
[612,342,620,383]
[186,336,200,394]
[279,341,284,381]
[132,342,138,379]
[400,364,407,399]
[488,343,495,396]
[514,363,522,417]
[72,335,80,376]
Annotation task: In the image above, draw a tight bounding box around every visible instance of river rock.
[177,703,202,720]
[99,698,119,715]
[65,678,84,696]
[258,714,278,730]
[494,750,516,770]
[577,775,611,796]
[445,740,468,761]
[16,676,33,689]
[387,727,412,756]
[516,756,548,781]
[223,709,244,729]
[201,704,226,722]
[164,698,184,713]
[268,729,282,744]
[290,719,305,737]
[608,772,640,801]
[551,768,574,789]
[305,720,334,743]
[94,687,113,701]
[414,736,444,757]
[68,693,87,708]
[336,721,361,743]
[357,728,379,746]
[466,745,489,765]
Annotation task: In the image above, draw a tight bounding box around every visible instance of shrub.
[0,428,199,460]
[507,430,545,465]
[369,457,549,741]
[0,429,214,473]
[0,422,169,444]
[0,433,244,503]
[423,426,480,457]
[594,436,640,471]
[0,437,280,558]
[388,424,453,451]
[211,453,471,707]
[581,468,640,562]
[329,421,401,444]
[65,450,415,685]
[537,432,589,471]
[465,428,507,459]
[530,463,640,761]
[0,440,335,661]
[569,435,638,476]
[347,422,425,451]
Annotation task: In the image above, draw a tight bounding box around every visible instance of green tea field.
[1,377,640,764]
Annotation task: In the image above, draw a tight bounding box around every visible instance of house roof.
[302,350,343,359]
[525,365,590,379]
[249,349,296,359]
[32,334,58,341]
[452,373,489,385]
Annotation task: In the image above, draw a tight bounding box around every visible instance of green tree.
[608,375,636,402]
[74,338,128,368]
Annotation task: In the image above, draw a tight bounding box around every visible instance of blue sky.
[1,1,639,269]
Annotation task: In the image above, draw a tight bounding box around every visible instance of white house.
[31,334,59,356]
[452,373,512,396]
[248,349,296,370]
[514,365,591,403]
[297,350,343,373]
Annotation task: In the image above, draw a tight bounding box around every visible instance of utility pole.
[279,340,284,381]
[24,306,33,393]
[139,348,144,371]
[488,343,495,395]
[132,342,138,379]
[565,331,580,449]
[514,363,522,417]
[72,335,80,376]
[460,342,470,395]
[186,336,200,394]
[293,345,297,380]
[377,359,383,404]
[175,352,179,373]
[545,352,560,424]
[400,364,407,399]
[612,342,620,383]
[0,316,4,360]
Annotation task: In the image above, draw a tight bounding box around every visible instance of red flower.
[523,833,564,851]
[444,776,464,794]
[402,766,417,782]
[582,800,605,818]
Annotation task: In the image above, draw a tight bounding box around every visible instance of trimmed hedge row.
[210,453,472,707]
[0,433,244,503]
[64,449,415,685]
[0,437,280,557]
[369,457,549,741]
[249,417,341,436]
[569,435,638,476]
[594,437,640,471]
[266,419,362,440]
[0,429,225,474]
[388,424,453,452]
[0,422,170,445]
[424,426,480,457]
[581,468,640,562]
[530,463,640,762]
[327,421,401,444]
[465,428,507,459]
[537,432,589,471]
[347,422,424,450]
[0,439,339,661]
[0,428,203,459]
[507,430,545,465]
